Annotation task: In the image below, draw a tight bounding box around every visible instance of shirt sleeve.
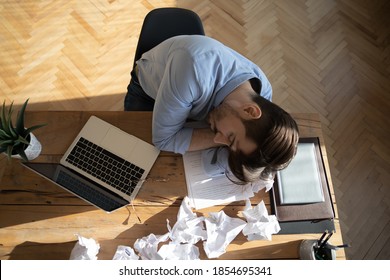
[261,77,273,101]
[152,51,201,154]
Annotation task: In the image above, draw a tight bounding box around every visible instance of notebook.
[22,115,160,212]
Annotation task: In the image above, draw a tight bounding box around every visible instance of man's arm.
[187,127,220,152]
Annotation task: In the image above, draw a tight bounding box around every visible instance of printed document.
[183,149,254,209]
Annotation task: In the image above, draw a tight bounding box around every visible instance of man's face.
[208,103,257,155]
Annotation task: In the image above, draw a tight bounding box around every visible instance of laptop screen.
[22,162,129,212]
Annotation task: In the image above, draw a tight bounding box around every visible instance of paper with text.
[183,150,254,209]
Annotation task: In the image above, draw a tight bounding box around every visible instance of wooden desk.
[0,111,345,260]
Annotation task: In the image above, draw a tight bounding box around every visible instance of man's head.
[208,93,299,184]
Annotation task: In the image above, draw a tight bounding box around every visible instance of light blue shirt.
[137,35,272,154]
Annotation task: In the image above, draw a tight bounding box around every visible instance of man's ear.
[242,104,262,119]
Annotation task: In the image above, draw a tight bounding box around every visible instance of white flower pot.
[11,132,42,161]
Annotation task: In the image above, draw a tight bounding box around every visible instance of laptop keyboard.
[65,137,145,196]
[56,169,126,212]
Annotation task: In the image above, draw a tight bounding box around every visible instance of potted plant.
[0,99,47,161]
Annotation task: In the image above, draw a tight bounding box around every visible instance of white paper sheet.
[251,178,274,193]
[183,150,255,209]
[166,197,207,244]
[112,245,139,260]
[69,234,100,260]
[158,242,200,260]
[133,198,204,260]
[242,200,280,241]
[133,233,169,260]
[203,211,247,258]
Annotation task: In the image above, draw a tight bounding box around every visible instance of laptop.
[22,115,160,212]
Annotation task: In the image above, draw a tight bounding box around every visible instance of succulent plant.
[0,99,46,161]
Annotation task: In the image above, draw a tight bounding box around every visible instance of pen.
[319,231,334,250]
[317,230,328,247]
[324,243,351,250]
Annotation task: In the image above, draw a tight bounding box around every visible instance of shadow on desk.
[6,241,77,260]
[3,198,302,260]
[0,158,98,228]
[3,199,184,260]
[0,204,97,229]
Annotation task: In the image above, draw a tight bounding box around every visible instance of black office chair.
[132,7,205,67]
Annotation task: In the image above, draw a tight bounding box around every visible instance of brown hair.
[227,95,299,184]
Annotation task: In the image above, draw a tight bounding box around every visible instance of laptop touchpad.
[101,128,138,156]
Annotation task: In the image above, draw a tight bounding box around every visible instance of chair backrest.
[133,7,205,67]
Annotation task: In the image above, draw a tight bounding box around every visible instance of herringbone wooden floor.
[1,0,389,259]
